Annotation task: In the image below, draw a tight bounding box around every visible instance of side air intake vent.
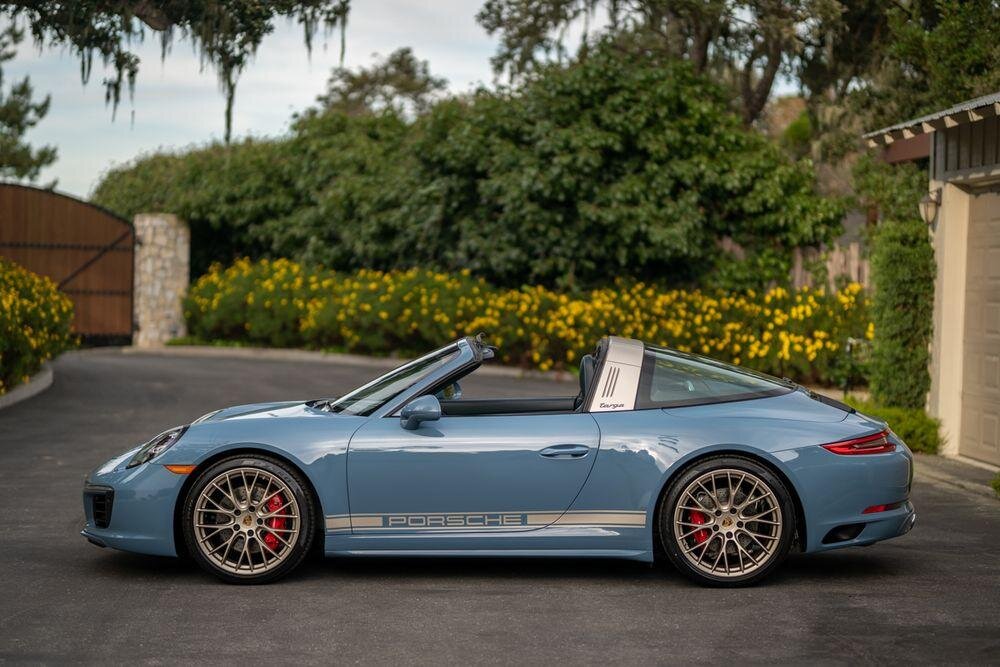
[87,487,115,529]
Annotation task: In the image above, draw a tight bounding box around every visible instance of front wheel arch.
[651,449,807,560]
[172,446,325,559]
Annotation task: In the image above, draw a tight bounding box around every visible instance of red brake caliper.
[687,509,709,544]
[264,493,285,552]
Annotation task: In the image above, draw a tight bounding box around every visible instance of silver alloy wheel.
[193,467,301,575]
[672,468,783,578]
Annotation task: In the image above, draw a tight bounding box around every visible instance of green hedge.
[94,48,843,290]
[0,259,76,394]
[868,218,935,409]
[846,398,941,454]
[854,155,936,410]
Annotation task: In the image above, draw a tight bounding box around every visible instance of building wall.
[927,125,1000,462]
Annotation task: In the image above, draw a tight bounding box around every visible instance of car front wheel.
[182,455,314,584]
[659,456,795,587]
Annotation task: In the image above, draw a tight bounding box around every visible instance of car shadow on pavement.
[85,547,904,587]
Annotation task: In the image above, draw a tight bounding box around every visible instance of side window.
[637,346,789,408]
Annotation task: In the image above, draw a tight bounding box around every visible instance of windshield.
[637,345,789,408]
[326,344,460,416]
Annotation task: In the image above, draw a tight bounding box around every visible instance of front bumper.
[81,453,187,557]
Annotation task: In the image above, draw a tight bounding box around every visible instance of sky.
[5,1,500,198]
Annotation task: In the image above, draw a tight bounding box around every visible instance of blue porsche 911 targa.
[82,335,915,585]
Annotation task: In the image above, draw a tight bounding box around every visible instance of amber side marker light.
[820,430,895,455]
[164,464,197,475]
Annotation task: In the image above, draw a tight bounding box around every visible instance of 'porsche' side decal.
[325,510,646,533]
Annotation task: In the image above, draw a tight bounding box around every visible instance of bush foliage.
[855,156,936,409]
[868,218,935,408]
[186,258,871,384]
[94,49,843,289]
[0,259,76,394]
[845,398,941,455]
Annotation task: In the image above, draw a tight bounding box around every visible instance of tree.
[283,45,843,289]
[316,47,447,117]
[0,23,55,181]
[91,138,301,276]
[476,0,848,125]
[94,45,844,290]
[429,47,843,288]
[0,1,351,142]
[854,0,1000,131]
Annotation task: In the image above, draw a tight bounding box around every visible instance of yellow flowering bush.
[0,259,76,395]
[187,259,873,385]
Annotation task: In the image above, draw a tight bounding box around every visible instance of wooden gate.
[0,184,134,338]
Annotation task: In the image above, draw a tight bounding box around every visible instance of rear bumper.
[780,432,916,553]
[810,501,916,553]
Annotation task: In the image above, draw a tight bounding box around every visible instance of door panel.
[346,413,600,533]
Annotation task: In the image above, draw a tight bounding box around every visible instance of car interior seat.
[575,353,596,410]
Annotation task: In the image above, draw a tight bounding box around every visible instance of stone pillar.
[133,213,190,347]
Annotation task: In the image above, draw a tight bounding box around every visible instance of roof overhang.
[863,91,1000,148]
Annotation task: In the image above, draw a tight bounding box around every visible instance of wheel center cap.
[720,516,735,529]
[242,515,253,529]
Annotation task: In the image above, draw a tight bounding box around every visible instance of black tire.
[658,456,795,587]
[182,454,315,584]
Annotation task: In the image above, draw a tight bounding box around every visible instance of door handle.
[539,444,591,459]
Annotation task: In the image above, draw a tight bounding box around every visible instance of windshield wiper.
[305,398,340,413]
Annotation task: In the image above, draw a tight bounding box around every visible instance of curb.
[120,345,578,383]
[0,363,53,411]
[913,458,998,501]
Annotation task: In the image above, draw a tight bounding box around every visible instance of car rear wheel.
[182,455,314,584]
[659,456,794,587]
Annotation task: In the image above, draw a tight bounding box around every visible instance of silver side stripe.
[325,510,646,532]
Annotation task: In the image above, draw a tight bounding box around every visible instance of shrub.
[845,398,941,454]
[91,138,301,277]
[95,48,843,292]
[992,473,1000,499]
[186,258,871,384]
[854,154,936,410]
[0,259,76,394]
[868,218,935,409]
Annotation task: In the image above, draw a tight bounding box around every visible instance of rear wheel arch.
[172,446,325,559]
[651,449,808,558]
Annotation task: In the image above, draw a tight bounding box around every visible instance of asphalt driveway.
[1,349,998,664]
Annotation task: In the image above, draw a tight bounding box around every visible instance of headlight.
[127,426,189,468]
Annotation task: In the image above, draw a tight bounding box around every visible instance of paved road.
[1,349,998,664]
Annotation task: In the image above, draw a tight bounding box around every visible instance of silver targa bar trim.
[588,336,643,412]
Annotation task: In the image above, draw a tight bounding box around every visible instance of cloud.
[4,1,498,197]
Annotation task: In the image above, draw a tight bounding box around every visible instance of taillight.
[821,430,895,455]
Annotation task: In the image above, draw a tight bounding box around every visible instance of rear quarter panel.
[582,391,902,553]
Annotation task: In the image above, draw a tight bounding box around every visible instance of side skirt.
[325,548,652,560]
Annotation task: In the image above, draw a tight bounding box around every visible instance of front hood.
[196,401,316,423]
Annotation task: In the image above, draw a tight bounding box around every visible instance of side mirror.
[400,395,441,430]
